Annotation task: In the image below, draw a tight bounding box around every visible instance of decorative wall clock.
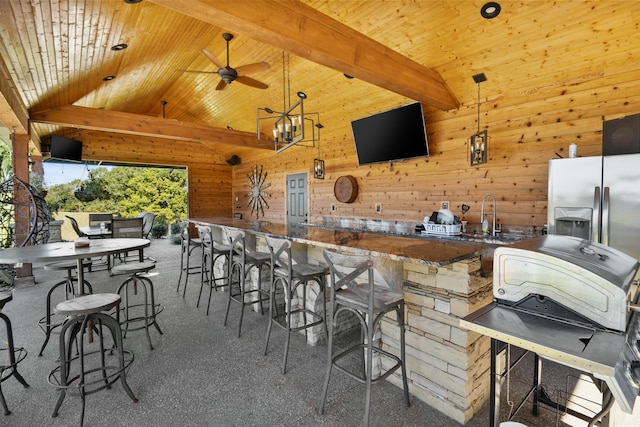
[245,165,271,219]
[334,175,358,203]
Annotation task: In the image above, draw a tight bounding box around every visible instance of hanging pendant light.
[257,52,322,153]
[469,73,488,166]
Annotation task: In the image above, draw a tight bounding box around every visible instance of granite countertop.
[189,217,491,267]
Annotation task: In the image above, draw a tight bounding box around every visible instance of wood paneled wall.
[228,67,640,231]
[72,66,640,231]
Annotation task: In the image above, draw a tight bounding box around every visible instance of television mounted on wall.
[43,135,83,162]
[351,102,429,166]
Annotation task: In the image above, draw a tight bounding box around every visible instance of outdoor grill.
[462,234,640,425]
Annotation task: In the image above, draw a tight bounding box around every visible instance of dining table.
[80,226,113,239]
[0,238,150,292]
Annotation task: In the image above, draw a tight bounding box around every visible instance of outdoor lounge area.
[1,236,626,427]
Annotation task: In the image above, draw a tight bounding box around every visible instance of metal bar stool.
[223,228,271,337]
[263,235,328,374]
[0,291,29,416]
[319,250,410,426]
[110,261,163,350]
[38,259,93,356]
[196,225,230,315]
[176,228,202,296]
[48,293,137,426]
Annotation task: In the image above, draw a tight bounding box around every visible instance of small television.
[45,135,83,161]
[351,102,429,166]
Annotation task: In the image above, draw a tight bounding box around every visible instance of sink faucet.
[481,194,497,236]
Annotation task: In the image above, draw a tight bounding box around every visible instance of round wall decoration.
[334,175,358,203]
[245,164,271,219]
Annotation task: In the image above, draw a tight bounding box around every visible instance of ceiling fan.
[180,33,270,90]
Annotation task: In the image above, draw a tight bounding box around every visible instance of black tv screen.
[351,102,429,165]
[48,135,83,161]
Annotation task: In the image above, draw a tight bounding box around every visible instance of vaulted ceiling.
[0,1,638,161]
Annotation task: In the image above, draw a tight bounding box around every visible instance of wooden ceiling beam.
[30,105,272,150]
[0,55,29,133]
[148,0,459,111]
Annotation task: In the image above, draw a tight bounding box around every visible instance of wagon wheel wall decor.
[244,165,271,219]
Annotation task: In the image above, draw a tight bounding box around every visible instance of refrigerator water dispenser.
[554,207,592,239]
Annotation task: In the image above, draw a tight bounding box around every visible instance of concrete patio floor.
[0,237,636,426]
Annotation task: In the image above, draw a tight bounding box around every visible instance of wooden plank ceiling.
[0,0,638,162]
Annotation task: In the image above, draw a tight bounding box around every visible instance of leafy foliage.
[151,223,168,238]
[45,166,187,227]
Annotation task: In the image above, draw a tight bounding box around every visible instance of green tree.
[118,168,187,225]
[0,138,12,182]
[44,166,188,227]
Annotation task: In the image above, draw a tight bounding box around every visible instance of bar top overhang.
[189,217,488,267]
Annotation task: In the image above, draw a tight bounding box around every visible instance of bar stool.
[176,228,202,296]
[196,225,230,315]
[38,259,93,356]
[48,293,137,426]
[0,291,30,416]
[319,250,410,426]
[110,261,163,350]
[263,235,328,374]
[223,228,271,337]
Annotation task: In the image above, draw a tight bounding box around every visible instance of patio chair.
[65,215,87,238]
[110,218,144,265]
[136,212,156,239]
[88,213,113,232]
[319,249,410,426]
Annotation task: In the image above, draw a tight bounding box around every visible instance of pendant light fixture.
[257,52,322,153]
[469,73,488,166]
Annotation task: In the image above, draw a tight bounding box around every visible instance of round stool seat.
[45,259,92,271]
[111,261,156,276]
[55,293,120,316]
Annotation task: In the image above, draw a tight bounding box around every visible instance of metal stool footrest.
[47,347,135,396]
[270,307,324,333]
[331,343,403,384]
[118,303,164,332]
[117,272,163,350]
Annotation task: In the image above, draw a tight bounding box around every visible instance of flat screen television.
[46,135,83,161]
[351,102,429,165]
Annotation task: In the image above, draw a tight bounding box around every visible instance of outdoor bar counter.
[190,217,494,424]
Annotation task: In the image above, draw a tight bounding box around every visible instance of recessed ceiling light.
[103,75,116,81]
[344,74,354,79]
[481,2,501,19]
[111,43,128,51]
[123,0,142,4]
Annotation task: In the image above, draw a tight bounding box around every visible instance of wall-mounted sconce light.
[314,159,325,179]
[470,73,489,166]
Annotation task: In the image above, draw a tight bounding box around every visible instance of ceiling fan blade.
[177,69,219,74]
[201,48,225,69]
[236,75,269,89]
[234,62,270,76]
[215,79,228,91]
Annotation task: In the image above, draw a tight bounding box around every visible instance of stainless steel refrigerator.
[548,153,640,260]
